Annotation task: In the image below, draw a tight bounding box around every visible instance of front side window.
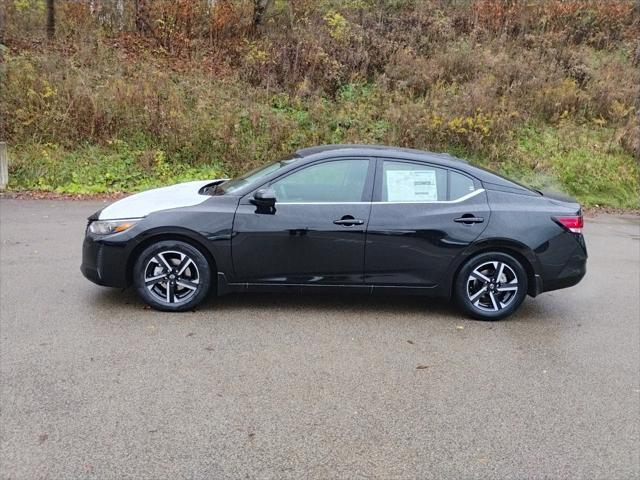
[271,159,370,203]
[382,160,447,202]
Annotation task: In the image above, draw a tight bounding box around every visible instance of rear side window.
[449,171,476,200]
[382,160,447,202]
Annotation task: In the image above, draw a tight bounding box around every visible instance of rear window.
[473,165,540,195]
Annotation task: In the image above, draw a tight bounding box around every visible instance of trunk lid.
[540,189,581,213]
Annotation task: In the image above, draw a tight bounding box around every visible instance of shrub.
[0,0,637,208]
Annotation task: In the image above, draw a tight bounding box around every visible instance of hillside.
[1,0,638,207]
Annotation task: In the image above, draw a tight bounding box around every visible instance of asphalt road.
[0,198,638,480]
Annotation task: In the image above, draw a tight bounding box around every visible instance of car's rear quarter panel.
[479,189,587,293]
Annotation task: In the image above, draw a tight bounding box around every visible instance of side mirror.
[251,188,277,207]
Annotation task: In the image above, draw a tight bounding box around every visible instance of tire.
[454,252,528,321]
[133,240,212,312]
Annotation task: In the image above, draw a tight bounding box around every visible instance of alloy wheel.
[144,250,200,305]
[466,261,519,312]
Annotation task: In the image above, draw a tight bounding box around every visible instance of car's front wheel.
[133,240,212,312]
[455,252,528,321]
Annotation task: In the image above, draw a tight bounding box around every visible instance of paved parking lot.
[1,198,639,479]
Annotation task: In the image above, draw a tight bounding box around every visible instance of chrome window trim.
[275,188,485,205]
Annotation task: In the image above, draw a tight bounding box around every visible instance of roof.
[295,144,467,164]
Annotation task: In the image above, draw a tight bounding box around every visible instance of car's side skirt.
[217,273,440,297]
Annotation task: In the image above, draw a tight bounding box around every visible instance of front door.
[365,158,490,288]
[231,158,374,285]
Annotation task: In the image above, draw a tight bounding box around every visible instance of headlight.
[88,218,141,235]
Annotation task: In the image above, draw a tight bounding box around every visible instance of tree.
[135,0,150,34]
[46,0,55,40]
[0,2,5,44]
[116,0,124,30]
[253,0,274,28]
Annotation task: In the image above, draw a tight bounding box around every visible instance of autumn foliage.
[0,0,638,206]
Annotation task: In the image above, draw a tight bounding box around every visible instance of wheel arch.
[125,229,218,287]
[446,240,541,299]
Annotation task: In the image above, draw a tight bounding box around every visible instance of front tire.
[454,252,528,321]
[133,240,212,312]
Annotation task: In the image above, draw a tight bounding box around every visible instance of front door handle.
[454,215,484,224]
[334,215,364,226]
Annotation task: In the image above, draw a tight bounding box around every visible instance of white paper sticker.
[386,169,438,201]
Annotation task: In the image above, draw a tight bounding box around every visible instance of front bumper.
[81,234,130,288]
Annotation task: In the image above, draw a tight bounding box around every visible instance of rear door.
[364,158,490,288]
[231,158,374,285]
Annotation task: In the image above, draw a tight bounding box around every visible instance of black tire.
[133,240,212,312]
[454,252,528,321]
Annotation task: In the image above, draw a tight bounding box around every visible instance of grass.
[512,124,638,208]
[7,123,638,209]
[1,1,637,209]
[7,141,224,194]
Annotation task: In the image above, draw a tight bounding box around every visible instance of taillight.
[553,215,583,234]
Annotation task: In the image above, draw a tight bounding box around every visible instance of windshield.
[216,156,298,195]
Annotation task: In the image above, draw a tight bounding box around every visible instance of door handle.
[334,215,364,226]
[454,215,484,224]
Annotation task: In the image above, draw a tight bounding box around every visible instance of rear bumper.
[542,260,586,292]
[541,236,587,293]
[81,234,129,288]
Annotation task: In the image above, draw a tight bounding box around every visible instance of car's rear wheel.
[455,252,528,321]
[133,240,211,312]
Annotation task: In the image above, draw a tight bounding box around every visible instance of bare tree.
[0,1,5,44]
[253,0,274,28]
[46,0,55,40]
[116,0,124,30]
[135,0,150,34]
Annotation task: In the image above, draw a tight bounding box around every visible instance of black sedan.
[81,145,587,320]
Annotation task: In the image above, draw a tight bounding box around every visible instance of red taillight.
[553,215,583,234]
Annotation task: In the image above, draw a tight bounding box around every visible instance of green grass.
[7,141,224,194]
[7,123,638,209]
[510,124,639,208]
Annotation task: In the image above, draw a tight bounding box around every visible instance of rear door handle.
[334,215,364,226]
[454,216,484,224]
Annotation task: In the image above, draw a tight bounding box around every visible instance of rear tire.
[133,240,211,312]
[454,252,528,321]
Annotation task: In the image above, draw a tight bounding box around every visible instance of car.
[81,144,587,320]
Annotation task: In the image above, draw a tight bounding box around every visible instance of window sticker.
[386,169,438,201]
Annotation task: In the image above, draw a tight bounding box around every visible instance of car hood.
[98,180,225,220]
